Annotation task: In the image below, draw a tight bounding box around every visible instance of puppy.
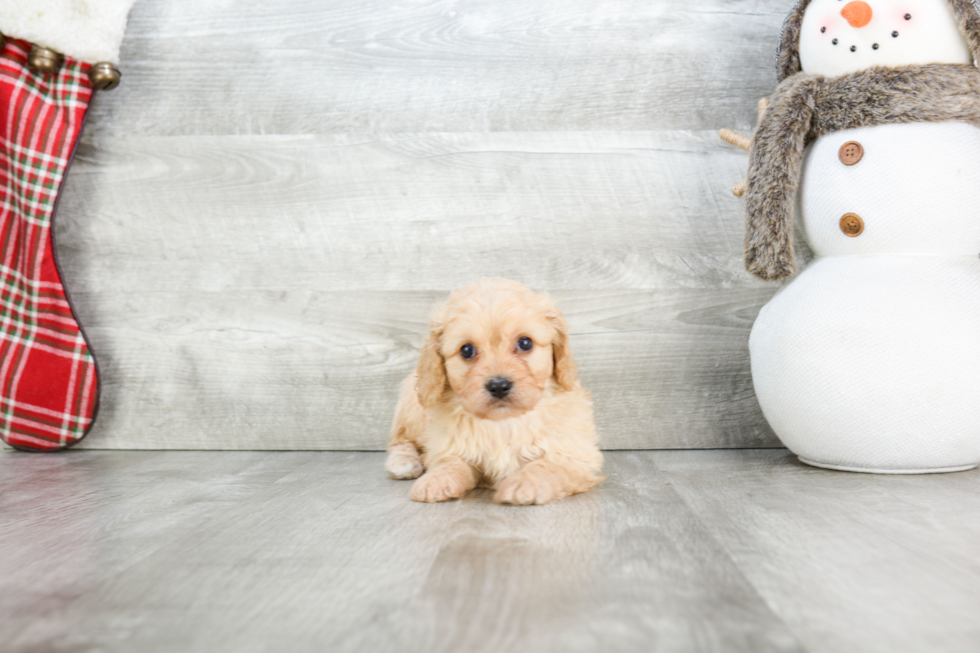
[385,278,603,505]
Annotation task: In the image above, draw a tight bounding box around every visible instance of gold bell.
[28,46,63,75]
[88,62,121,91]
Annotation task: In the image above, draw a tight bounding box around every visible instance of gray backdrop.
[58,0,799,450]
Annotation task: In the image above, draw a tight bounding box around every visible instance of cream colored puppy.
[386,278,603,505]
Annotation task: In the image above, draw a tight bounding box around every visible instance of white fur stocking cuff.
[0,0,138,65]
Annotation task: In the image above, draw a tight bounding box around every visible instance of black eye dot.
[905,13,912,20]
[460,344,476,360]
[821,26,827,33]
[873,43,879,49]
[833,38,839,45]
[893,31,899,37]
[517,337,533,352]
[850,45,857,52]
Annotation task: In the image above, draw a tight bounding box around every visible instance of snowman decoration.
[731,0,980,472]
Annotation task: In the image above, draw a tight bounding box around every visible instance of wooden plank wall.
[56,0,799,450]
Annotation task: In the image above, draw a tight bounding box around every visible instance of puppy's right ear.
[415,326,447,408]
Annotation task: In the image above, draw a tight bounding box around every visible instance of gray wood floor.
[2,449,978,652]
[49,0,800,450]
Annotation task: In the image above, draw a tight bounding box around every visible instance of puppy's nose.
[485,377,513,399]
[841,1,872,28]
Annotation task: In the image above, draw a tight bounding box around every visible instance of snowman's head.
[776,0,980,80]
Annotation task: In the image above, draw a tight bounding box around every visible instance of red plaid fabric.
[0,39,98,451]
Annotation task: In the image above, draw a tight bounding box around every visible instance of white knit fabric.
[799,122,980,256]
[753,118,980,473]
[0,0,137,64]
[752,255,980,472]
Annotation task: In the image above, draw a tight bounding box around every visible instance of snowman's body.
[747,0,980,472]
[751,122,980,471]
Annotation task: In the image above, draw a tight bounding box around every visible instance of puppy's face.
[415,279,577,420]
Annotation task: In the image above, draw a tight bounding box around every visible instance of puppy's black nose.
[485,377,513,399]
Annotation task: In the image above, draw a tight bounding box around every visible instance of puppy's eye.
[517,337,533,352]
[460,344,476,360]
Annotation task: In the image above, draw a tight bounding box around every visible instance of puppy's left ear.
[548,307,578,392]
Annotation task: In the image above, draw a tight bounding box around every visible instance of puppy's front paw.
[494,472,560,506]
[410,470,470,503]
[386,445,424,480]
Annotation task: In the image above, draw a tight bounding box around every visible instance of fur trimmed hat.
[775,0,980,81]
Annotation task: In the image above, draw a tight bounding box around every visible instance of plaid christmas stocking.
[0,38,120,451]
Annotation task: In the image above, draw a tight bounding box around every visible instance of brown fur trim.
[950,0,980,61]
[776,0,814,82]
[746,63,980,280]
[776,0,980,82]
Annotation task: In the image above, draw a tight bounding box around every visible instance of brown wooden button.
[838,141,864,165]
[840,213,864,237]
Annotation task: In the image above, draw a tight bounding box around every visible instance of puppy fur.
[385,278,604,505]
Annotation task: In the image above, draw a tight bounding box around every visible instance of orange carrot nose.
[841,1,873,28]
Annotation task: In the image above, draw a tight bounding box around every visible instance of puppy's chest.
[427,412,545,479]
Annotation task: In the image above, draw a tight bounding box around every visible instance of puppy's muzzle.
[485,377,513,399]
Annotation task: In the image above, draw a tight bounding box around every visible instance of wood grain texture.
[656,450,980,653]
[41,0,807,450]
[65,288,779,449]
[85,0,789,138]
[51,129,785,450]
[57,131,764,293]
[2,450,978,652]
